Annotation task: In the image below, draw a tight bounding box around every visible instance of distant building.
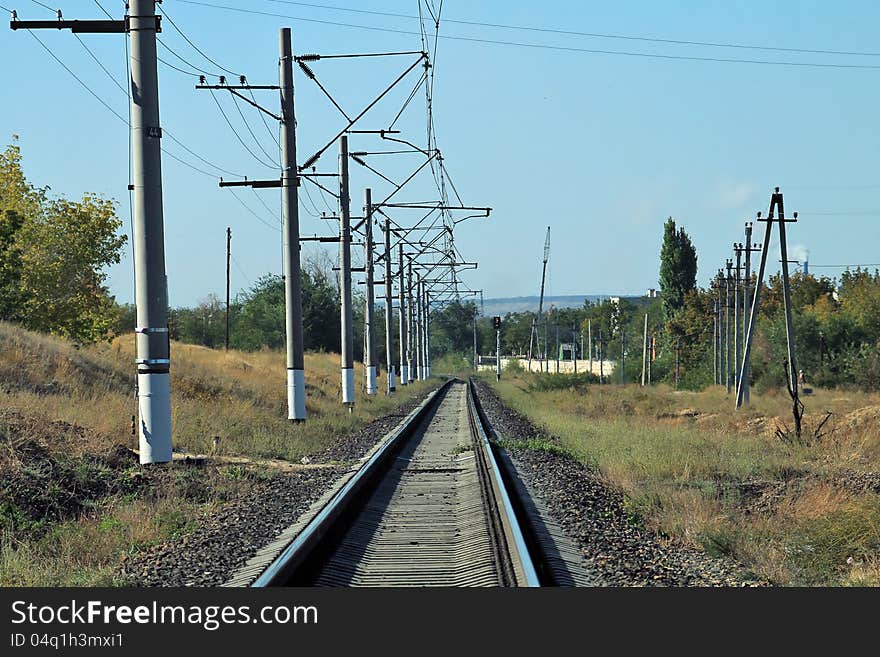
[646,288,660,298]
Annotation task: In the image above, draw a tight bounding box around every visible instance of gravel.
[120,385,440,587]
[119,467,344,587]
[473,380,766,586]
[310,383,441,464]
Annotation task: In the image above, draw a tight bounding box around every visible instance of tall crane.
[527,227,551,369]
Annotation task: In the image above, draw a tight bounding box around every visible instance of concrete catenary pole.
[742,221,753,404]
[415,276,424,380]
[473,311,478,371]
[338,136,355,406]
[225,227,231,351]
[496,320,502,382]
[573,324,578,374]
[383,217,396,393]
[407,259,415,383]
[641,313,649,386]
[599,329,604,384]
[280,27,306,421]
[363,189,378,395]
[620,325,626,384]
[398,243,408,385]
[130,0,172,464]
[424,289,431,378]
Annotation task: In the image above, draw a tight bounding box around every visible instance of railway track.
[234,379,541,587]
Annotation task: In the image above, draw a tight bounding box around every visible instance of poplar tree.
[658,217,697,319]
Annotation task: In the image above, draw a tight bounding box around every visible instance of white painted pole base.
[387,366,396,393]
[137,372,172,464]
[366,365,378,395]
[342,368,355,404]
[287,369,306,421]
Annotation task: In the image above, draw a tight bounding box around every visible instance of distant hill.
[480,294,645,316]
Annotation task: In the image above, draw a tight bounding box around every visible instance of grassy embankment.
[0,321,433,585]
[487,367,880,586]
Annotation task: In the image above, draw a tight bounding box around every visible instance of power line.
[265,0,880,58]
[227,188,281,232]
[27,29,241,181]
[27,29,129,125]
[69,31,246,177]
[93,1,114,20]
[208,87,278,169]
[157,37,223,77]
[157,3,242,77]
[230,93,280,166]
[177,0,880,70]
[810,263,880,268]
[798,210,880,215]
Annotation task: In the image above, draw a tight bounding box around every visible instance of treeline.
[116,268,381,362]
[429,215,880,392]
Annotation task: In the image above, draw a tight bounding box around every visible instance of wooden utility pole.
[725,259,733,394]
[733,243,743,395]
[588,319,593,376]
[675,337,681,388]
[737,190,801,438]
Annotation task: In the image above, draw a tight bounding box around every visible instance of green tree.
[0,142,126,341]
[430,301,478,358]
[659,217,697,319]
[16,194,126,341]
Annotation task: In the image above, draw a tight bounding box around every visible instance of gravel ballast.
[120,383,440,587]
[473,380,766,586]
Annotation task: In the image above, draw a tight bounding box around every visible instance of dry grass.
[486,369,880,586]
[0,321,434,585]
[0,321,434,462]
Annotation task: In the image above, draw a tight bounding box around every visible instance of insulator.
[297,60,316,79]
[219,75,226,85]
[239,75,246,85]
[301,153,320,170]
[299,53,321,61]
[199,75,206,85]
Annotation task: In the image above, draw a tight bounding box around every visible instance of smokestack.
[803,250,809,276]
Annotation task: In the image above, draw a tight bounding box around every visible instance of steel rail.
[467,380,541,587]
[251,379,453,587]
[249,378,540,587]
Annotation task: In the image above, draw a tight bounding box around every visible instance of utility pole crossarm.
[219,179,282,188]
[10,19,127,33]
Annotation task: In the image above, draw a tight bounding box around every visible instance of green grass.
[484,369,880,586]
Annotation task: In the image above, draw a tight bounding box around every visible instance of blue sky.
[2,1,879,307]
